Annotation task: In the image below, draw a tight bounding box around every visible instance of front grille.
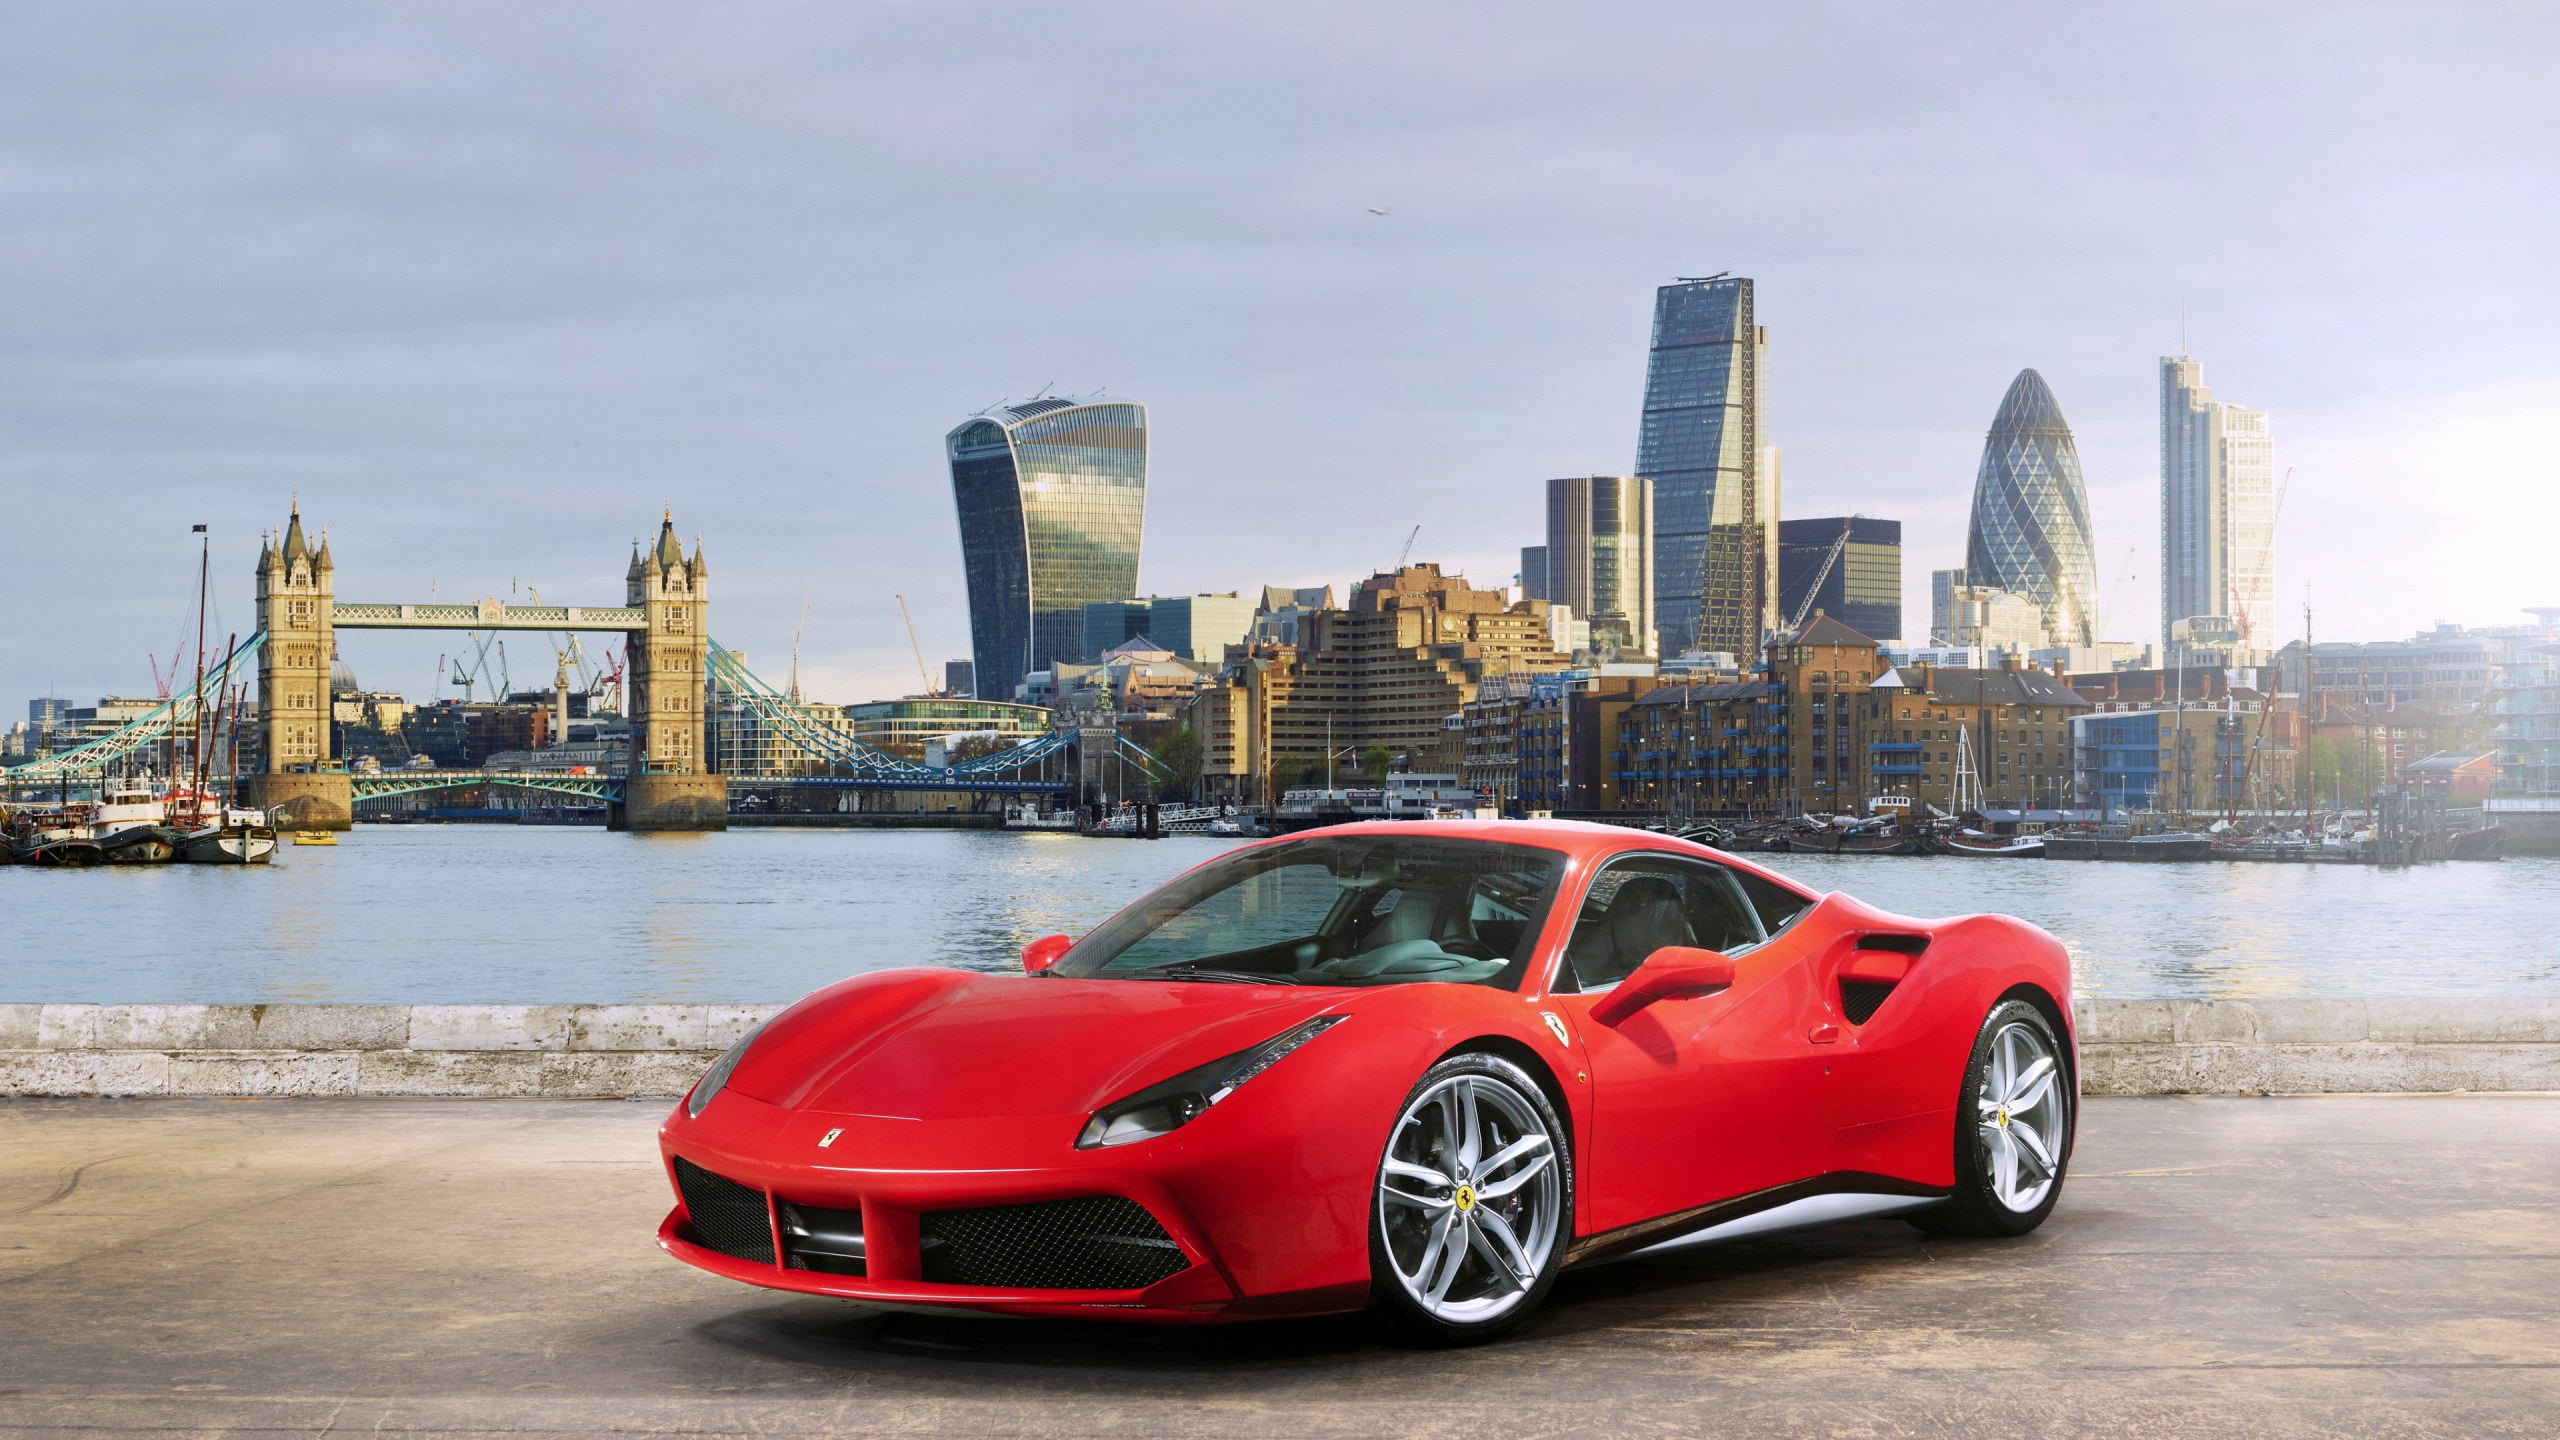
[920,1196,1188,1290]
[780,1200,866,1276]
[1840,979,1897,1026]
[673,1156,774,1265]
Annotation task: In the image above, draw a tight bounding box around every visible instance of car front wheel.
[1368,1052,1570,1345]
[1913,997,2072,1237]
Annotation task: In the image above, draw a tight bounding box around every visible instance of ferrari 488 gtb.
[658,820,2075,1344]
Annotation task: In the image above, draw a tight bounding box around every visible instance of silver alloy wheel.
[1976,1018,2067,1212]
[1377,1072,1562,1324]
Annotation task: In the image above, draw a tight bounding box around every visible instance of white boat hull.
[180,827,278,864]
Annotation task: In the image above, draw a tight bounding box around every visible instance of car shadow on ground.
[687,1215,2002,1378]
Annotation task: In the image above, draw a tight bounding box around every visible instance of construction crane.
[2095,546,2140,639]
[595,645,626,715]
[449,631,508,703]
[1394,525,1420,572]
[896,594,937,697]
[1782,518,1855,637]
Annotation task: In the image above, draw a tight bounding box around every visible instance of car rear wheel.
[1913,998,2071,1237]
[1368,1053,1570,1346]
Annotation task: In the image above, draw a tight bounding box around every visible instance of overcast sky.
[6,1,2555,713]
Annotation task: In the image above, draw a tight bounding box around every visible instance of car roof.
[1259,818,1804,888]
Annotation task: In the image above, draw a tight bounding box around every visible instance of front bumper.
[656,1086,1367,1324]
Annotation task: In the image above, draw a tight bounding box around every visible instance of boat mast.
[187,524,210,812]
[199,635,238,813]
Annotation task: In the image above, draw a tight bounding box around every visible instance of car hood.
[723,967,1348,1120]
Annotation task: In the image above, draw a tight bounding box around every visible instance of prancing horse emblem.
[817,1128,843,1149]
[1541,1012,1571,1048]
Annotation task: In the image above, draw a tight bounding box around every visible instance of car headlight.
[687,1022,766,1119]
[1076,1016,1346,1150]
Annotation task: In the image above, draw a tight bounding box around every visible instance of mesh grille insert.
[673,1156,774,1265]
[1841,979,1897,1026]
[920,1196,1188,1290]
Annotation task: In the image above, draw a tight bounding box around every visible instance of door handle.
[1808,1022,1841,1044]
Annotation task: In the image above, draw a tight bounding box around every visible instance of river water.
[7,826,2553,1002]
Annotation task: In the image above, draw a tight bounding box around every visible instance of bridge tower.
[244,502,353,828]
[610,511,728,831]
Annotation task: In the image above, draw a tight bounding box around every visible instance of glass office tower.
[947,398,1148,701]
[1545,476,1656,658]
[1778,516,1901,644]
[1966,369,2097,648]
[2160,356,2274,655]
[1634,276,1768,656]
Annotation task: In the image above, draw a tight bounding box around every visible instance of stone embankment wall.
[4,999,2557,1098]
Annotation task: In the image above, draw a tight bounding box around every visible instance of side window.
[1730,868,1816,938]
[1561,855,1765,992]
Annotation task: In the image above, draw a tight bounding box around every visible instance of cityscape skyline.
[1,4,2553,714]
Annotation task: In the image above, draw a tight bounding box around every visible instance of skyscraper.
[1966,369,2097,648]
[1518,545,1550,603]
[1929,567,1967,645]
[1545,476,1656,658]
[946,398,1148,701]
[1634,276,1769,656]
[2160,356,2274,655]
[1777,516,1901,643]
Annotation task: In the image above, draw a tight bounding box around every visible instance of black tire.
[1911,998,2072,1238]
[1367,1052,1573,1347]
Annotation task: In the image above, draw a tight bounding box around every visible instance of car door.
[1546,851,1836,1236]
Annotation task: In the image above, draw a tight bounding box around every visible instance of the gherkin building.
[1966,369,2097,648]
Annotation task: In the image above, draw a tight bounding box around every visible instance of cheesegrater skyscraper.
[1633,276,1772,656]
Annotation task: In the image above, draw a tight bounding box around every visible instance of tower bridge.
[11,503,1168,830]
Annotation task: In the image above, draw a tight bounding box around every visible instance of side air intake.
[1840,934,1928,1025]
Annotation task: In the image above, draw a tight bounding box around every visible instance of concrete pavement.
[2,1095,2556,1437]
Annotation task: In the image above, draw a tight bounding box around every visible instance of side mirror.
[1021,934,1074,974]
[1590,946,1736,1028]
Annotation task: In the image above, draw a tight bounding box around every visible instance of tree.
[949,733,1014,764]
[1359,745,1393,785]
[1148,725,1202,801]
[2296,734,2339,806]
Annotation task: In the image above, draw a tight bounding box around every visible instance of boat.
[1784,829,1933,856]
[1944,832,2046,859]
[181,809,279,865]
[293,830,339,846]
[90,785,184,864]
[11,809,105,867]
[2445,826,2505,861]
[2043,828,2214,861]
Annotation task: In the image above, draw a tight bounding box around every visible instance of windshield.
[1052,835,1568,989]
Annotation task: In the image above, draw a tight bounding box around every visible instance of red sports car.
[657,819,2076,1344]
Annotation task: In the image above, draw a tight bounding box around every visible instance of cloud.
[3,1,2555,712]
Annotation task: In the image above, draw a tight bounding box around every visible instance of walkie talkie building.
[1966,369,2097,649]
[947,398,1148,702]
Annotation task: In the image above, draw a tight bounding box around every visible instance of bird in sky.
[1367,207,1390,215]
